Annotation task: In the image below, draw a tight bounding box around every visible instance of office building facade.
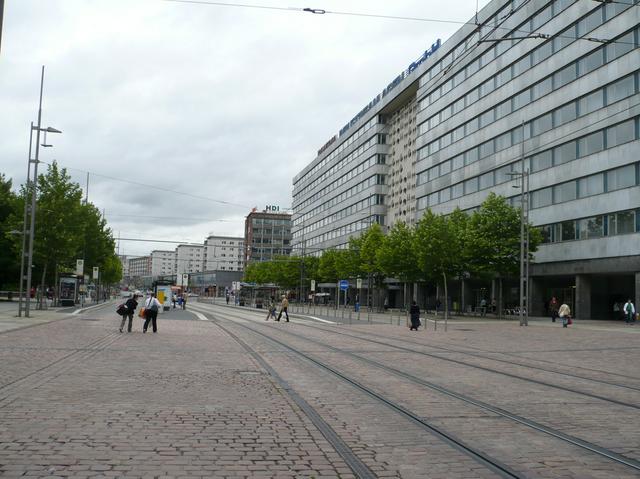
[244,209,292,266]
[204,235,244,271]
[175,244,204,275]
[292,0,640,318]
[150,250,177,278]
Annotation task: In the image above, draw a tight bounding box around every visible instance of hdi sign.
[265,205,280,212]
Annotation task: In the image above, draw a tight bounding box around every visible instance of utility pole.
[0,0,5,54]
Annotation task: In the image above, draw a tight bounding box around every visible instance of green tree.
[377,221,420,307]
[318,249,340,283]
[0,174,19,289]
[32,162,84,291]
[413,210,465,321]
[466,193,542,314]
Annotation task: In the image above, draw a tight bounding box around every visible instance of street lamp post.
[18,66,62,318]
[506,168,530,326]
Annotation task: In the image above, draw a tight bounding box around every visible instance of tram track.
[289,315,640,409]
[193,305,524,478]
[192,302,640,475]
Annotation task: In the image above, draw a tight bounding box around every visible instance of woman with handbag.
[143,293,162,333]
[558,303,571,328]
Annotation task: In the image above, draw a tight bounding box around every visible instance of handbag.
[138,307,146,318]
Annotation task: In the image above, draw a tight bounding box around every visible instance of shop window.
[611,211,636,234]
[561,220,576,241]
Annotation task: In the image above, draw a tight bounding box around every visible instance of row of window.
[417,0,566,93]
[298,135,380,196]
[420,55,638,165]
[294,117,377,192]
[418,3,635,136]
[251,219,290,226]
[295,0,547,200]
[293,195,383,241]
[417,70,639,192]
[304,215,383,249]
[531,163,638,209]
[540,209,639,243]
[294,154,385,226]
[295,149,382,213]
[418,119,639,210]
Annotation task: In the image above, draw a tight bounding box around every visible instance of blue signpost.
[339,280,349,308]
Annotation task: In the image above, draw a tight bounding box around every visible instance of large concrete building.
[150,250,176,278]
[244,209,292,266]
[175,244,204,276]
[292,0,639,318]
[204,235,244,272]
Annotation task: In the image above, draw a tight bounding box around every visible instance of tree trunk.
[37,263,47,310]
[442,270,448,331]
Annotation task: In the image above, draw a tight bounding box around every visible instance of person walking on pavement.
[265,297,277,321]
[409,301,421,331]
[558,303,571,328]
[480,298,487,317]
[119,294,139,333]
[549,296,559,323]
[623,298,636,324]
[143,293,162,333]
[276,295,289,322]
[182,294,187,310]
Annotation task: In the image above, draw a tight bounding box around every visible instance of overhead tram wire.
[36,161,251,210]
[161,0,639,48]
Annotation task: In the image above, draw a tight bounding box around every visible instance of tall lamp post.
[18,66,62,317]
[506,167,530,327]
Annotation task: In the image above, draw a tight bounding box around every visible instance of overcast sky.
[0,0,489,257]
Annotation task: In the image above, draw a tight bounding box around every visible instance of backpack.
[116,303,127,316]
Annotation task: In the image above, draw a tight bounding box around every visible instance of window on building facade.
[606,119,636,147]
[554,181,577,203]
[578,217,604,239]
[607,164,636,191]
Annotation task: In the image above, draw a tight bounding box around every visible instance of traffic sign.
[356,278,362,289]
[92,267,99,280]
[310,279,316,292]
[339,279,349,291]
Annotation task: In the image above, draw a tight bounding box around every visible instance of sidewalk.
[0,301,111,334]
[198,298,640,333]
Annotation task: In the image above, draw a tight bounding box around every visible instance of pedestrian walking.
[549,296,559,323]
[622,298,636,324]
[491,297,497,314]
[409,301,420,331]
[182,294,187,310]
[480,298,487,317]
[119,294,139,333]
[143,294,162,333]
[265,297,277,321]
[558,303,571,328]
[276,295,289,322]
[226,293,230,305]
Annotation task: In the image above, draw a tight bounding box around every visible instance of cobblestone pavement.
[1,301,640,478]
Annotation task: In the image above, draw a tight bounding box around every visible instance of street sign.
[356,278,362,289]
[310,280,316,292]
[339,279,349,291]
[75,259,84,276]
[92,267,99,280]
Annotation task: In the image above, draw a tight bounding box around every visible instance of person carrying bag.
[558,303,571,328]
[143,293,162,333]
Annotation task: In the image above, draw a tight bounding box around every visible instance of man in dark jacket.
[119,295,138,333]
[409,301,421,331]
